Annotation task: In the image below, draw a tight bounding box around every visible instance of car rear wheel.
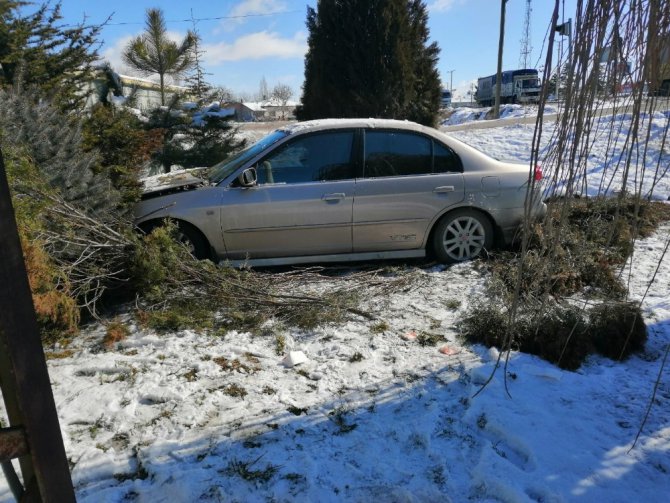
[432,210,493,263]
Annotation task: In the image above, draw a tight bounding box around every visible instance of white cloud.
[429,0,467,12]
[203,31,307,63]
[101,35,135,75]
[229,0,287,18]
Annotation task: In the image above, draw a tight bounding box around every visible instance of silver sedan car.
[135,119,545,266]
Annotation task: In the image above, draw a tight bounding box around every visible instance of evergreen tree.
[145,99,245,173]
[0,1,103,111]
[405,0,442,125]
[298,0,441,126]
[184,18,212,102]
[258,76,269,101]
[123,8,197,105]
[0,86,121,215]
[546,63,569,97]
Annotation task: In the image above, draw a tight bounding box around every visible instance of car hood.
[140,171,207,200]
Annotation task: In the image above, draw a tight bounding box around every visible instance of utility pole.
[494,0,508,119]
[447,69,455,94]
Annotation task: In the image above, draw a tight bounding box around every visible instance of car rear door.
[219,130,356,259]
[353,130,465,252]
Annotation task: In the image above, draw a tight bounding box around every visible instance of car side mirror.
[237,167,257,188]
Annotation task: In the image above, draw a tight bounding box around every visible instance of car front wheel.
[175,223,210,260]
[432,210,493,263]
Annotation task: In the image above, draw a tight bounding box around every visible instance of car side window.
[364,131,432,178]
[434,141,463,173]
[256,131,355,185]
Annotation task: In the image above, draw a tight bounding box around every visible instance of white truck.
[476,69,542,106]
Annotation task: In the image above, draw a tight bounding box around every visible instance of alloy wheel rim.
[443,217,486,261]
[177,232,196,255]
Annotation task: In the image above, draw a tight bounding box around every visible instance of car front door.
[220,130,356,259]
[353,130,465,252]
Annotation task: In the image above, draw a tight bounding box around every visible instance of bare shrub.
[103,320,130,349]
[461,303,592,371]
[589,302,647,360]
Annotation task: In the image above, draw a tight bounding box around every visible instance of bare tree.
[212,85,234,104]
[271,83,293,119]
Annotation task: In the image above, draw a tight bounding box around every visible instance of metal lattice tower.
[519,0,533,68]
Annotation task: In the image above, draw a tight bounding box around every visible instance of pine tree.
[123,8,197,105]
[0,1,103,111]
[297,0,441,126]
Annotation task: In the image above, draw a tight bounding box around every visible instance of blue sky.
[50,0,577,100]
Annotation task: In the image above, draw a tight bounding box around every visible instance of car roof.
[278,118,438,136]
[273,118,496,165]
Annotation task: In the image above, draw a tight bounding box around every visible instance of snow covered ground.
[2,111,670,502]
[442,104,560,126]
[447,110,670,201]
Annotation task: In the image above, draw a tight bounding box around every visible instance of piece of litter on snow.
[438,345,460,356]
[402,331,418,341]
[282,351,308,368]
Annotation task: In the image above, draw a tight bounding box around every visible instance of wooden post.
[0,146,75,502]
[494,0,508,119]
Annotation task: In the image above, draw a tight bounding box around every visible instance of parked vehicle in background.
[135,119,546,266]
[441,89,452,108]
[476,69,542,106]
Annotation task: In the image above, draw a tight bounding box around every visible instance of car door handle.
[433,186,455,193]
[322,193,346,201]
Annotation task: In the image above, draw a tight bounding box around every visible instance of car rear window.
[364,131,432,177]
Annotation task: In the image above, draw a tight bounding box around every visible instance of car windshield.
[209,130,289,184]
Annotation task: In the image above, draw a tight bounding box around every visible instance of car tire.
[432,209,493,263]
[175,222,210,260]
[140,220,211,260]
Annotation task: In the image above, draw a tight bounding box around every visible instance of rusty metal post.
[0,146,75,502]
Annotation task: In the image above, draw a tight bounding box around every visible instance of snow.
[2,108,670,502]
[447,110,670,201]
[443,104,560,126]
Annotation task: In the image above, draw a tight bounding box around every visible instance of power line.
[110,9,303,26]
[59,9,303,29]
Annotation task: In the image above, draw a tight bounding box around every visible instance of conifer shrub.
[0,87,123,216]
[81,104,151,209]
[143,99,245,173]
[3,146,80,338]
